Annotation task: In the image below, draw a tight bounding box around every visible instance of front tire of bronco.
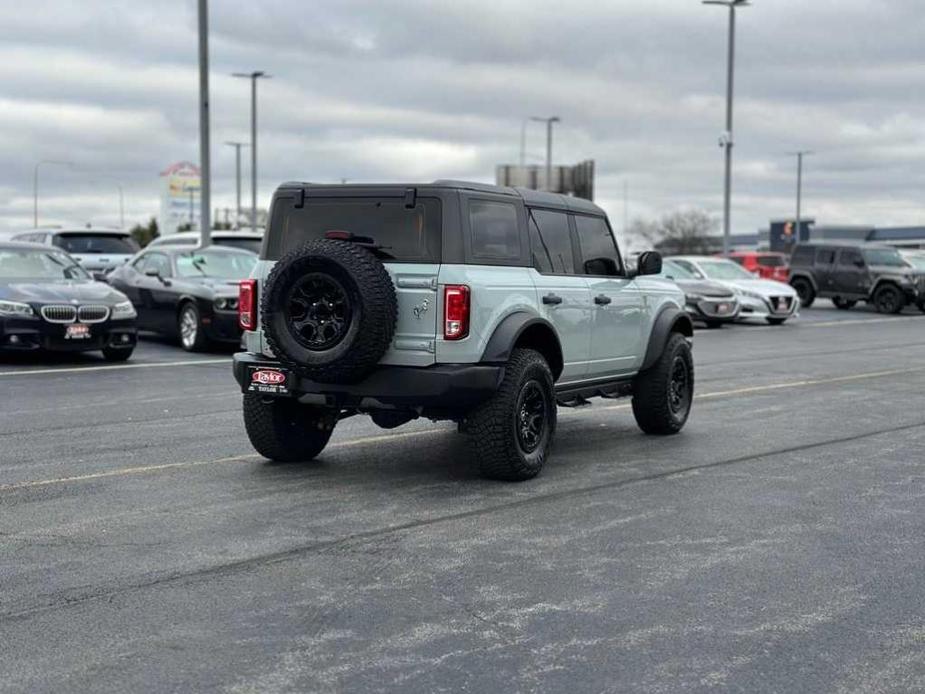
[465,348,556,482]
[243,393,335,462]
[632,332,694,435]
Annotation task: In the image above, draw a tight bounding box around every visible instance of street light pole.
[788,150,813,244]
[530,116,561,191]
[33,160,74,227]
[224,141,248,228]
[703,0,750,255]
[117,184,124,229]
[519,118,528,167]
[197,0,211,248]
[232,71,270,232]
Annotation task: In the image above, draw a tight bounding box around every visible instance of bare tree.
[627,209,718,255]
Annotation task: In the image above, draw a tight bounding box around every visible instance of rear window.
[757,255,786,267]
[54,234,139,255]
[267,197,441,262]
[216,238,261,254]
[790,246,814,265]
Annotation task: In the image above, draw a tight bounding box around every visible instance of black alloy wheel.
[285,273,353,351]
[873,284,903,314]
[667,355,692,418]
[515,380,548,455]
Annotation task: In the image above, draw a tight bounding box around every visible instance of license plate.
[65,324,91,340]
[246,365,291,395]
[717,303,730,313]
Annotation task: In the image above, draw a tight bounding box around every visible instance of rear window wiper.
[324,231,395,259]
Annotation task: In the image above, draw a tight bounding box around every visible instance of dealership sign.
[159,161,201,235]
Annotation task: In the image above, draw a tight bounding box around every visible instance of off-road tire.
[243,393,334,462]
[790,278,815,308]
[872,283,904,314]
[466,348,556,482]
[178,302,209,352]
[262,239,397,384]
[632,332,693,435]
[101,346,134,362]
[832,297,857,310]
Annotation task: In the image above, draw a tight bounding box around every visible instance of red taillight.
[239,279,257,330]
[443,285,470,341]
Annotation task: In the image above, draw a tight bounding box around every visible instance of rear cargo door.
[379,263,439,367]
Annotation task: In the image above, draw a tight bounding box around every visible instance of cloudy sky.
[1,0,923,243]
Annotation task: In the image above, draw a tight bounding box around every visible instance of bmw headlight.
[214,296,239,311]
[0,300,35,317]
[111,300,137,319]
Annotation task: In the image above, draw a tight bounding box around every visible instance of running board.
[555,377,634,407]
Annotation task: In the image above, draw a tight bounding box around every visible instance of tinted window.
[757,255,786,267]
[469,200,521,262]
[791,245,814,265]
[267,197,441,262]
[528,209,574,274]
[815,249,836,265]
[839,248,863,267]
[143,253,172,277]
[53,234,140,254]
[175,250,256,279]
[216,238,261,254]
[574,215,621,276]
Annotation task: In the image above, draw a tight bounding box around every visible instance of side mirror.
[583,257,619,276]
[635,251,663,276]
[144,268,161,278]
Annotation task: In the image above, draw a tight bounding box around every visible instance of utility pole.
[623,180,629,237]
[197,0,211,245]
[224,141,248,228]
[530,116,561,191]
[703,0,750,255]
[117,185,124,229]
[788,150,813,245]
[519,118,529,168]
[232,71,270,231]
[33,160,74,227]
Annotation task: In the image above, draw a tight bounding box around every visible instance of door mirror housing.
[634,251,663,277]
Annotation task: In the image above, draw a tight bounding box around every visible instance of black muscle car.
[107,246,256,351]
[0,242,137,359]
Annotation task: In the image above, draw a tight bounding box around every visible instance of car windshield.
[696,259,756,280]
[660,260,698,280]
[175,250,257,279]
[903,254,925,271]
[0,249,89,281]
[217,238,261,254]
[54,234,140,255]
[862,248,906,267]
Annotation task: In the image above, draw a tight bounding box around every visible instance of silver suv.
[233,181,693,481]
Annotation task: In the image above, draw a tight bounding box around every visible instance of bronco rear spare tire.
[262,239,398,384]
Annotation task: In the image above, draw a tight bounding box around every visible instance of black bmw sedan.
[0,242,138,360]
[107,246,256,351]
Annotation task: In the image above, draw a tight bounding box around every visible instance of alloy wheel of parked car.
[178,303,207,352]
[873,284,903,314]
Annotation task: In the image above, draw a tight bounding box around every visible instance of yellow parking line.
[0,358,228,378]
[3,365,924,492]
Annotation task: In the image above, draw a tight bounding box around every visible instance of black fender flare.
[640,306,693,372]
[481,312,563,377]
[789,271,817,292]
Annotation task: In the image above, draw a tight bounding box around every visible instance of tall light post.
[788,150,813,244]
[519,118,530,167]
[33,160,74,227]
[232,70,270,232]
[530,116,560,191]
[197,0,211,247]
[224,141,248,228]
[117,184,124,229]
[703,0,750,255]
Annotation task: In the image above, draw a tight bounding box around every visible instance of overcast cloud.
[1,0,923,242]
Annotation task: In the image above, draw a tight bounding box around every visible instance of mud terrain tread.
[632,332,693,435]
[262,239,397,384]
[466,348,555,482]
[243,393,332,462]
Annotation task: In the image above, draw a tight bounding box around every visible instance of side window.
[839,248,863,267]
[132,256,149,273]
[728,256,745,266]
[469,200,521,262]
[573,215,622,276]
[144,253,172,277]
[528,209,574,274]
[791,246,813,265]
[815,249,836,265]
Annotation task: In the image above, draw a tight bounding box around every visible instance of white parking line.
[0,358,229,377]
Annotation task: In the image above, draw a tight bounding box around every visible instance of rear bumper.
[232,352,503,411]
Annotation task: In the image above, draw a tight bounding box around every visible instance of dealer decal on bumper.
[247,366,291,395]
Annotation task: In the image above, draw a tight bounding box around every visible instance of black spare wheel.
[261,239,398,383]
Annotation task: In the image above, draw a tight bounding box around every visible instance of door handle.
[542,293,563,306]
[594,294,612,306]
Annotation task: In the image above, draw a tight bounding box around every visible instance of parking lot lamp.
[232,71,270,232]
[197,0,211,247]
[788,150,813,244]
[530,116,561,191]
[224,141,248,228]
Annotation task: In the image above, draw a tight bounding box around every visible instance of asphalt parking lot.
[2,302,925,693]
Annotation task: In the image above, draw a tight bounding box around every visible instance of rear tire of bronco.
[243,393,334,462]
[632,332,693,435]
[261,239,398,384]
[465,348,556,482]
[791,278,815,308]
[872,284,904,314]
[832,297,857,310]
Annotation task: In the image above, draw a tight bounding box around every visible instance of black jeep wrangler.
[789,243,920,313]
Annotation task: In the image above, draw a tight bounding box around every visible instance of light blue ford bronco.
[234,181,693,481]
